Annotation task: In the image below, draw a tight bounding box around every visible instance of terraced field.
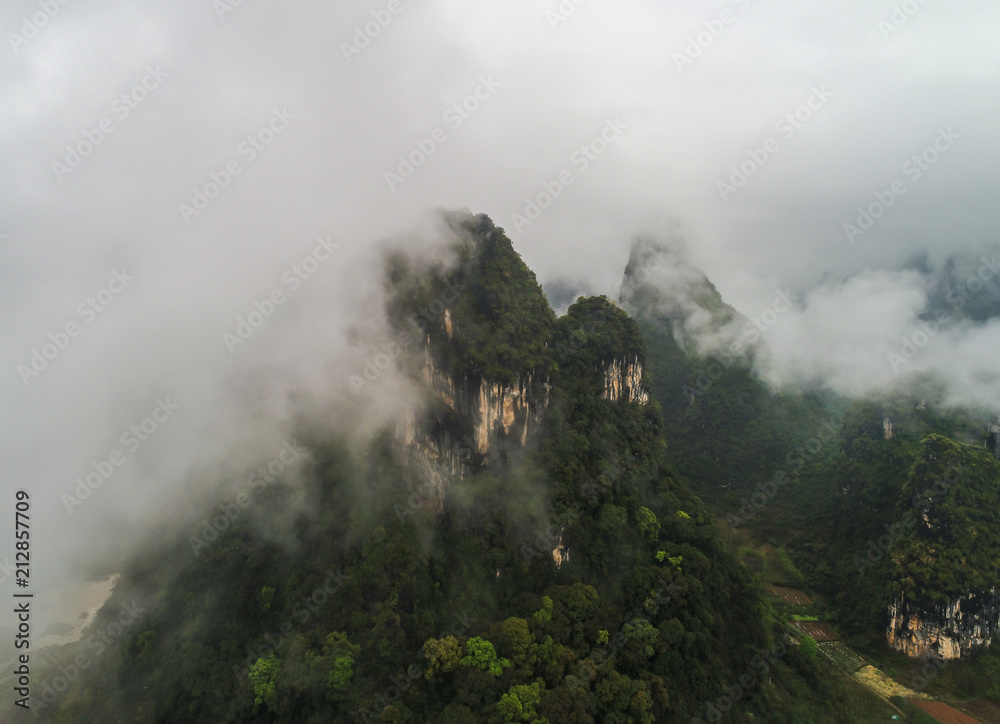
[793,620,837,641]
[818,641,868,673]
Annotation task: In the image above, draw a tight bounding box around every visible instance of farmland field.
[819,641,868,673]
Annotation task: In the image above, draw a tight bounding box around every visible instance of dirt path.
[916,700,984,724]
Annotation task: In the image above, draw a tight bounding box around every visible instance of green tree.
[800,635,818,660]
[533,596,553,624]
[497,682,542,723]
[323,631,360,659]
[328,656,354,691]
[622,618,659,658]
[636,507,660,544]
[460,636,511,677]
[599,503,628,533]
[422,636,463,680]
[498,617,535,670]
[248,654,279,709]
[135,630,158,664]
[322,631,360,693]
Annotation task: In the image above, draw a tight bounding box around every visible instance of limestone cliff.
[396,334,551,510]
[602,357,649,404]
[415,331,551,455]
[887,590,999,659]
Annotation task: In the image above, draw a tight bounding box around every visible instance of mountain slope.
[28,213,910,723]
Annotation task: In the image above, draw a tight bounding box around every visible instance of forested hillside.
[24,214,917,723]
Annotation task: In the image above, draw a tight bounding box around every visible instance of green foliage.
[891,434,1000,601]
[248,654,279,709]
[599,503,628,533]
[322,630,360,659]
[460,636,511,677]
[622,617,659,657]
[532,596,553,624]
[636,506,660,544]
[322,632,359,692]
[497,617,535,670]
[799,635,818,660]
[775,548,804,587]
[259,585,275,612]
[654,551,682,570]
[497,682,542,723]
[328,656,354,691]
[135,630,158,663]
[423,635,463,680]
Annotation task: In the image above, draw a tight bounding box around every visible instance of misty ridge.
[2,1,1000,722]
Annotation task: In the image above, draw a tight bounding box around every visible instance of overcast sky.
[1,0,998,597]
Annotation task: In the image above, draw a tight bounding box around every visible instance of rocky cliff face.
[386,212,653,512]
[396,330,552,510]
[399,318,652,507]
[602,357,649,404]
[416,331,551,453]
[887,590,1000,659]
